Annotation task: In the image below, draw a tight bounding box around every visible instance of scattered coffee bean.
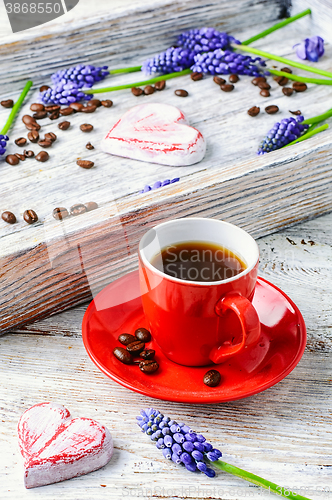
[80,123,93,132]
[292,81,307,92]
[155,80,166,90]
[229,74,239,83]
[203,369,221,387]
[260,89,270,97]
[144,85,155,95]
[33,111,48,119]
[251,76,266,86]
[247,106,260,117]
[1,211,16,224]
[70,102,84,112]
[101,99,113,107]
[135,327,151,342]
[289,110,302,115]
[22,114,36,125]
[39,85,50,92]
[85,201,98,211]
[35,151,49,162]
[82,105,97,113]
[70,203,87,216]
[15,137,27,147]
[28,131,39,143]
[38,139,52,148]
[45,105,60,112]
[127,340,145,355]
[87,99,101,108]
[213,76,226,85]
[131,87,143,96]
[258,81,271,90]
[274,76,289,86]
[15,153,26,161]
[25,121,41,131]
[45,132,57,142]
[118,333,137,345]
[282,87,294,96]
[265,105,279,114]
[58,121,70,130]
[113,346,133,364]
[5,154,19,165]
[60,107,74,116]
[23,209,38,224]
[191,72,203,81]
[49,110,60,120]
[77,159,94,169]
[139,359,159,373]
[30,103,45,112]
[175,89,189,97]
[23,150,35,158]
[1,99,14,108]
[140,349,155,360]
[280,67,292,74]
[220,84,234,92]
[85,142,94,150]
[52,207,69,220]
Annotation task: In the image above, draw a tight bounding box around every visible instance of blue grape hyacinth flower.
[0,134,9,158]
[257,115,309,154]
[51,64,109,87]
[39,81,93,105]
[293,36,324,62]
[177,27,240,53]
[142,47,196,75]
[191,49,264,76]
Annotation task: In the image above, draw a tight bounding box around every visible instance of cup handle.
[209,292,261,364]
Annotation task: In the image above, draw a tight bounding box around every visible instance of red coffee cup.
[139,218,261,366]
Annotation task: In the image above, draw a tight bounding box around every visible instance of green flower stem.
[285,124,329,147]
[109,65,142,74]
[302,108,332,125]
[268,69,332,85]
[84,69,192,93]
[211,460,312,500]
[0,80,33,135]
[242,8,311,45]
[232,44,332,79]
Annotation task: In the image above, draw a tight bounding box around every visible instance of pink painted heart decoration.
[18,402,113,489]
[101,102,206,166]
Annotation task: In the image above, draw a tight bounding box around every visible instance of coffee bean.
[38,139,52,148]
[85,142,94,150]
[39,85,50,92]
[139,359,159,373]
[69,102,84,112]
[53,207,69,220]
[155,80,166,90]
[87,99,101,108]
[191,72,203,81]
[131,87,143,96]
[1,99,14,108]
[15,137,27,147]
[49,110,60,120]
[213,76,226,85]
[274,76,289,86]
[220,84,234,92]
[1,211,16,224]
[144,85,155,95]
[127,341,145,354]
[84,201,98,211]
[251,76,266,86]
[260,89,270,97]
[282,87,294,96]
[27,131,39,143]
[280,67,292,74]
[118,333,137,345]
[265,105,279,114]
[203,369,221,387]
[247,106,260,117]
[258,81,271,90]
[135,328,151,342]
[30,103,45,112]
[45,132,57,142]
[175,89,189,97]
[23,150,35,158]
[80,123,93,132]
[5,154,19,165]
[292,81,307,92]
[22,115,35,125]
[113,346,133,364]
[58,121,70,130]
[77,159,94,169]
[101,99,113,107]
[25,121,41,131]
[33,111,48,119]
[140,349,155,360]
[82,105,97,113]
[45,105,60,112]
[35,151,49,162]
[70,203,87,216]
[289,110,302,115]
[15,153,26,161]
[23,209,38,224]
[229,74,239,83]
[60,107,74,116]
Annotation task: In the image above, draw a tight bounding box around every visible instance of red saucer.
[82,271,306,403]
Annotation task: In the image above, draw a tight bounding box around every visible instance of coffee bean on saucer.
[87,99,101,108]
[260,89,270,97]
[5,154,19,165]
[77,159,94,169]
[27,130,39,143]
[35,151,49,162]
[85,142,94,150]
[23,150,35,158]
[1,211,16,224]
[1,99,14,108]
[265,105,279,114]
[15,137,27,147]
[23,209,38,224]
[139,359,159,373]
[135,327,151,342]
[126,341,145,355]
[113,346,133,364]
[101,99,113,107]
[80,123,93,132]
[293,81,307,92]
[45,105,60,112]
[220,84,234,92]
[289,110,302,115]
[251,76,266,86]
[175,89,188,97]
[213,76,226,85]
[15,153,26,161]
[247,106,260,117]
[81,105,97,113]
[282,87,294,96]
[258,81,271,90]
[45,132,57,142]
[155,80,166,90]
[39,85,50,92]
[33,111,48,119]
[70,102,84,112]
[140,349,155,360]
[60,107,74,116]
[38,139,52,148]
[203,369,221,387]
[84,201,98,211]
[70,203,87,216]
[229,74,239,83]
[191,72,203,81]
[58,121,70,130]
[131,87,143,96]
[118,333,137,345]
[144,85,155,95]
[53,207,69,220]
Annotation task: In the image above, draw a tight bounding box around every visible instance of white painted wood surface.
[1,212,331,499]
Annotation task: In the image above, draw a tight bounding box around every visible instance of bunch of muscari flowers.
[191,49,264,76]
[137,407,221,477]
[0,134,9,159]
[257,115,309,154]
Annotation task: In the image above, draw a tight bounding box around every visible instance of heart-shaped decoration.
[18,402,113,489]
[101,103,206,166]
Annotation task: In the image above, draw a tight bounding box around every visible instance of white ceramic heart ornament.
[101,102,206,166]
[18,402,113,489]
